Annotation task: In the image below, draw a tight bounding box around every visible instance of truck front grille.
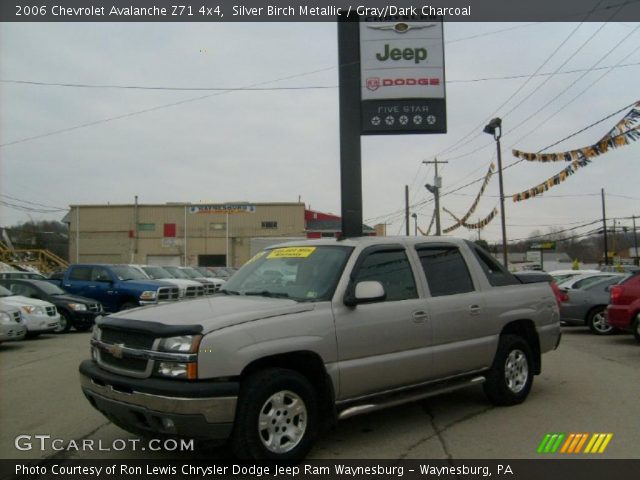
[87,303,103,313]
[203,284,216,295]
[101,328,155,350]
[185,285,205,298]
[46,306,57,317]
[157,286,180,301]
[99,353,148,373]
[12,311,21,323]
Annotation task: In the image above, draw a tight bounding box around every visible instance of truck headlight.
[68,303,87,311]
[158,335,202,352]
[139,290,157,301]
[0,312,11,325]
[22,305,45,315]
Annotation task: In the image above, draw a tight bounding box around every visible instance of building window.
[261,221,278,229]
[209,222,226,231]
[137,223,155,231]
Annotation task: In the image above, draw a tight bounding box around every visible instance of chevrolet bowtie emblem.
[107,343,125,359]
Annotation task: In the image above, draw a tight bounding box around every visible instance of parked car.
[161,266,216,295]
[81,237,560,461]
[560,275,627,335]
[181,266,225,291]
[557,272,622,290]
[205,266,236,280]
[549,269,600,284]
[0,285,59,336]
[0,304,26,343]
[607,272,640,342]
[130,265,205,299]
[47,264,179,313]
[0,279,103,333]
[0,271,47,280]
[599,264,640,274]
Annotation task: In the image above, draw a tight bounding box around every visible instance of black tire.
[587,306,613,335]
[483,334,534,406]
[633,314,640,343]
[54,311,72,334]
[231,368,319,461]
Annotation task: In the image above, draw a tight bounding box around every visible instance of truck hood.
[120,279,176,290]
[156,278,202,288]
[108,295,315,334]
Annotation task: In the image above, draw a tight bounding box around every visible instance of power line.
[0,193,66,211]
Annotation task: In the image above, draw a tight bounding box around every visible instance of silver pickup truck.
[79,237,561,460]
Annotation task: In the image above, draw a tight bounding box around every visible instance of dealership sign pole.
[338,14,446,237]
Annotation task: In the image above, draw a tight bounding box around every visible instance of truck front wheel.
[483,334,534,406]
[231,368,318,461]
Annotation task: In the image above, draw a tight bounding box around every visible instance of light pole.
[411,213,418,236]
[483,117,508,268]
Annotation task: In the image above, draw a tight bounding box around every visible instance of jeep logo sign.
[375,44,428,63]
[359,17,446,134]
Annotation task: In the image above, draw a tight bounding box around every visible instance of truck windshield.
[142,266,172,279]
[162,266,191,279]
[221,245,353,302]
[111,266,148,281]
[0,285,12,297]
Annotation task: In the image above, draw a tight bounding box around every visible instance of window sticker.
[267,247,317,259]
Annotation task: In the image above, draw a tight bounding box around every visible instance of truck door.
[415,244,492,378]
[333,245,432,399]
[87,266,118,311]
[63,266,92,296]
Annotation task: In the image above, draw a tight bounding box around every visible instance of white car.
[0,285,59,336]
[129,265,205,299]
[557,272,624,291]
[549,269,600,285]
[0,304,26,343]
[180,266,225,292]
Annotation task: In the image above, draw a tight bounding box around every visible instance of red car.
[607,272,640,342]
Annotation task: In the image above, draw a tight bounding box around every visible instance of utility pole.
[633,215,639,266]
[405,185,410,236]
[601,188,609,266]
[423,158,448,236]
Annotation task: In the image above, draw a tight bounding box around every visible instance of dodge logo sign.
[366,77,380,91]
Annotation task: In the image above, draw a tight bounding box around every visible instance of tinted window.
[9,283,38,297]
[69,266,91,281]
[353,249,417,301]
[417,247,474,296]
[91,267,111,282]
[467,242,519,287]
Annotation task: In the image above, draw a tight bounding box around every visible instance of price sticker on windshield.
[267,247,316,259]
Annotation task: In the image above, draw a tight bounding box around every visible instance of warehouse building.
[64,202,378,267]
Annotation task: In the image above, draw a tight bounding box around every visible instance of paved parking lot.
[1,327,639,460]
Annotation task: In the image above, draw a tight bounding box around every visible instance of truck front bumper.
[79,360,238,440]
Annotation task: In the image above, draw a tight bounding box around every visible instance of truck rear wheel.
[231,368,318,461]
[483,334,534,406]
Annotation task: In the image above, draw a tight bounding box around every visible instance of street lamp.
[411,213,418,236]
[483,117,508,268]
[425,183,441,236]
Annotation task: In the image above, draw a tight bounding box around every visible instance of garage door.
[146,255,181,266]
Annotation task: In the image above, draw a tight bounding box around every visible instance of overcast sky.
[1,20,639,243]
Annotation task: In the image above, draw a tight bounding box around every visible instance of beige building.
[65,202,305,267]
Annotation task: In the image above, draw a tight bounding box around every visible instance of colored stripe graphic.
[538,433,613,454]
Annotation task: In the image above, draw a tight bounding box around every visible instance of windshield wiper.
[244,290,290,298]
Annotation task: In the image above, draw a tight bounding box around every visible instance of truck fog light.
[157,362,197,379]
[162,418,176,430]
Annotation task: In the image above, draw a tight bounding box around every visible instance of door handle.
[63,284,71,287]
[469,305,481,315]
[412,311,429,323]
[88,285,97,288]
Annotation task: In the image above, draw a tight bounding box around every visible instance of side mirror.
[344,281,386,307]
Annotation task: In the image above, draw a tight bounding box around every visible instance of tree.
[4,221,69,261]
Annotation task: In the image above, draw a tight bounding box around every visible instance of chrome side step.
[337,376,485,420]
